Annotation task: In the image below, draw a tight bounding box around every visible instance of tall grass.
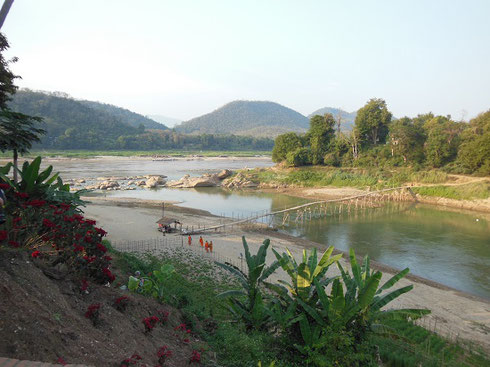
[412,182,490,200]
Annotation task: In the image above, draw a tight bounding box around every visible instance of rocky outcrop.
[167,174,220,188]
[145,175,167,188]
[222,172,258,188]
[217,169,232,180]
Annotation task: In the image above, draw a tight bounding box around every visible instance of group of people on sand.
[187,235,213,252]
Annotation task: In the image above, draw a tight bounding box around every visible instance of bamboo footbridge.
[184,186,417,235]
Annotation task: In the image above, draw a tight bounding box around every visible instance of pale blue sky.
[3,0,489,121]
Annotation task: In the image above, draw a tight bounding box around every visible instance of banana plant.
[0,156,59,196]
[217,236,281,330]
[272,246,342,305]
[143,264,175,303]
[299,248,430,343]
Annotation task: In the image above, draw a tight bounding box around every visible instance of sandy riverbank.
[82,198,490,352]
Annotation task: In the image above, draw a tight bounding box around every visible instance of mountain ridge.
[175,100,309,137]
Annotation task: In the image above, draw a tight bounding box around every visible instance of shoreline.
[82,198,490,351]
[83,195,489,302]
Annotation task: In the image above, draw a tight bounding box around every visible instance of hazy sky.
[3,0,490,121]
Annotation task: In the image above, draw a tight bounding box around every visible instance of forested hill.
[175,100,309,137]
[308,107,357,131]
[80,100,168,130]
[8,89,143,149]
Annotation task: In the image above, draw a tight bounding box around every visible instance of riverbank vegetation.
[273,99,490,176]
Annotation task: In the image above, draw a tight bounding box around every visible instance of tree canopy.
[355,98,392,146]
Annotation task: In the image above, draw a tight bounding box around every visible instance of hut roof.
[156,217,180,225]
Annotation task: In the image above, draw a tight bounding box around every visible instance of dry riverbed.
[83,198,490,353]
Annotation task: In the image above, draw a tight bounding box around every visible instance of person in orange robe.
[205,241,209,252]
[188,235,192,246]
[199,236,203,247]
[209,241,213,252]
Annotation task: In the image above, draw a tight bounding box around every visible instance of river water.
[43,157,490,299]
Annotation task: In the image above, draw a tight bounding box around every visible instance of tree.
[0,110,45,182]
[286,147,311,167]
[354,98,392,146]
[424,116,463,168]
[388,117,426,164]
[272,132,303,163]
[308,114,335,165]
[0,32,18,108]
[456,110,490,174]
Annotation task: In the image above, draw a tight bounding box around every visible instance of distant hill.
[80,101,168,130]
[175,100,309,137]
[148,114,181,128]
[8,89,142,149]
[308,107,357,131]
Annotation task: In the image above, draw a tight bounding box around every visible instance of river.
[42,157,490,299]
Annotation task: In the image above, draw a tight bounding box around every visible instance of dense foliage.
[175,100,309,137]
[218,238,430,366]
[308,107,357,132]
[0,157,115,284]
[273,98,490,175]
[80,99,168,130]
[0,32,17,109]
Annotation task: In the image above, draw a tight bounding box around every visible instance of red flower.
[81,279,88,291]
[0,230,7,241]
[157,310,169,324]
[85,303,101,323]
[83,255,96,263]
[183,338,190,344]
[102,267,116,282]
[63,216,75,223]
[8,240,20,248]
[96,243,107,253]
[85,219,96,225]
[27,199,46,207]
[84,235,92,243]
[74,244,85,253]
[60,203,71,209]
[57,357,67,366]
[103,255,112,261]
[0,183,10,190]
[14,192,28,199]
[143,316,159,332]
[13,217,22,224]
[31,250,41,258]
[42,218,56,228]
[95,227,107,236]
[189,350,201,364]
[157,345,173,364]
[174,323,187,331]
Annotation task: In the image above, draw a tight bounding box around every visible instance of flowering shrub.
[120,353,142,367]
[80,279,89,292]
[0,181,115,284]
[189,350,201,364]
[174,323,192,344]
[142,316,159,333]
[157,310,169,325]
[156,345,173,365]
[114,295,130,312]
[85,303,101,326]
